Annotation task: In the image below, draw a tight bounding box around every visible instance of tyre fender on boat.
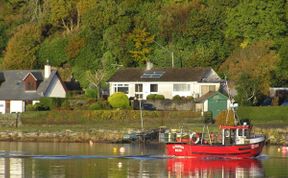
[189,132,200,144]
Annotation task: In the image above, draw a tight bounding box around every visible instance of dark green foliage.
[85,88,97,98]
[89,100,110,110]
[38,97,65,110]
[147,94,165,100]
[154,94,165,100]
[37,35,69,67]
[147,94,157,100]
[172,95,181,102]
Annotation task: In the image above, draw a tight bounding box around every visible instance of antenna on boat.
[224,76,239,125]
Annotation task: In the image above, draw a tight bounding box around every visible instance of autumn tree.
[43,0,78,33]
[128,28,155,65]
[3,23,41,69]
[220,41,278,105]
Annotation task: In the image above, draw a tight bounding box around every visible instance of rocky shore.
[0,127,287,145]
[0,129,125,143]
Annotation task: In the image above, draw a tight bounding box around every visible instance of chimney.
[146,61,153,70]
[44,60,51,79]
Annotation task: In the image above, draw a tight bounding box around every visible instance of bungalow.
[108,64,222,100]
[0,64,66,113]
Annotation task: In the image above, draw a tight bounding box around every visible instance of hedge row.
[21,110,202,125]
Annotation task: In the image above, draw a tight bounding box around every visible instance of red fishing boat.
[166,82,266,159]
[166,123,265,158]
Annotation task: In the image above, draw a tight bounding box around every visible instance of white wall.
[10,100,25,113]
[109,81,221,99]
[0,101,5,114]
[45,75,66,98]
[203,100,208,111]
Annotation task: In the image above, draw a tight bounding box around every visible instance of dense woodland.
[1,0,288,105]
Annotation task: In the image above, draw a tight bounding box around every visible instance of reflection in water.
[0,142,286,177]
[0,158,24,178]
[167,158,264,178]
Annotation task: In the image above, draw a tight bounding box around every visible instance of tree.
[3,23,41,69]
[225,0,287,44]
[37,35,69,67]
[128,28,155,65]
[44,0,77,33]
[220,41,278,104]
[86,69,106,99]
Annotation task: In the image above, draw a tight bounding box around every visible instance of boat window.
[244,129,249,137]
[224,130,230,137]
[238,129,243,136]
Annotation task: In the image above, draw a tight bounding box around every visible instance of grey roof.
[108,67,217,82]
[195,91,228,103]
[0,70,58,100]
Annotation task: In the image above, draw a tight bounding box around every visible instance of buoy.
[89,140,93,146]
[119,147,125,153]
[277,147,281,152]
[113,147,117,153]
[118,162,122,168]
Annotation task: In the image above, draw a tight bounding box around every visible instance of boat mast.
[224,77,239,125]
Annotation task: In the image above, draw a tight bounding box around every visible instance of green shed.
[195,91,229,118]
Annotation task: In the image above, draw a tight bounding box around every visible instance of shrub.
[34,103,50,111]
[108,92,130,109]
[38,98,66,110]
[147,94,157,100]
[26,104,36,111]
[172,95,181,101]
[89,100,110,110]
[186,96,194,101]
[89,103,102,110]
[154,94,165,100]
[85,88,97,98]
[215,110,235,126]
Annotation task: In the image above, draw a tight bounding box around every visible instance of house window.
[26,82,34,90]
[135,94,143,99]
[201,85,216,95]
[150,84,158,92]
[173,84,190,91]
[135,84,143,92]
[113,84,129,94]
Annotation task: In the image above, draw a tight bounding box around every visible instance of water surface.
[0,142,287,177]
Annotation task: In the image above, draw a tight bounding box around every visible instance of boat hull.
[166,141,265,159]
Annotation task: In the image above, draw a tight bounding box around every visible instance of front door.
[5,100,10,113]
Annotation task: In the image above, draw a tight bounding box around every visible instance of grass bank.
[238,106,288,127]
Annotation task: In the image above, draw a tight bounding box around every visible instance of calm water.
[0,142,287,178]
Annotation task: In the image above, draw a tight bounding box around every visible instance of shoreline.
[0,127,287,145]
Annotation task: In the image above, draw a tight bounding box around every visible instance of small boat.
[166,82,266,159]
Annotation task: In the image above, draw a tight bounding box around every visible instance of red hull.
[166,141,265,159]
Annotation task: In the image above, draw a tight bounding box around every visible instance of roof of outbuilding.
[0,70,58,100]
[108,67,217,82]
[195,91,228,103]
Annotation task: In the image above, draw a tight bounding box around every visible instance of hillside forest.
[1,0,288,105]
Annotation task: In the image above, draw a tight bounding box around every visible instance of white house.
[108,65,222,100]
[0,64,67,113]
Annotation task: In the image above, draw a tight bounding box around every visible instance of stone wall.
[146,99,195,111]
[0,129,124,143]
